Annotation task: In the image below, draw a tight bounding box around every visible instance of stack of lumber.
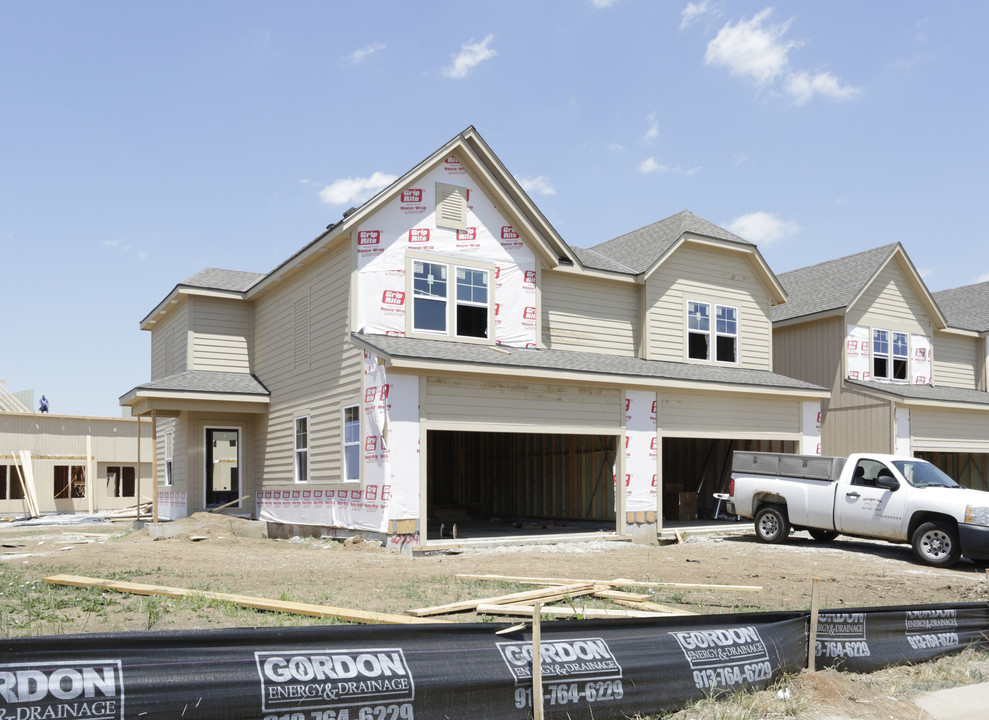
[405,574,763,620]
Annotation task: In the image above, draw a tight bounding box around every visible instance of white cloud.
[318,171,397,205]
[705,8,796,86]
[442,35,497,79]
[638,157,699,176]
[343,42,385,65]
[784,70,859,105]
[918,268,933,280]
[680,1,719,30]
[608,142,625,152]
[644,113,659,142]
[517,175,556,196]
[726,211,799,245]
[590,0,618,7]
[704,8,858,105]
[978,272,989,283]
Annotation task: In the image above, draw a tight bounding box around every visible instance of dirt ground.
[2,513,988,718]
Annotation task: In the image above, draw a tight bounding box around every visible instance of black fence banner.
[814,602,989,673]
[1,603,985,720]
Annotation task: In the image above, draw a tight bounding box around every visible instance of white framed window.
[410,255,491,340]
[343,405,360,481]
[164,430,173,486]
[687,301,710,360]
[687,301,738,363]
[294,416,309,483]
[873,328,909,381]
[715,305,738,363]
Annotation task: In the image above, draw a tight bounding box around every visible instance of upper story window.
[410,255,490,340]
[873,329,908,381]
[687,301,737,363]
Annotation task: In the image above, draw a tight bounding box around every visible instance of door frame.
[203,425,243,509]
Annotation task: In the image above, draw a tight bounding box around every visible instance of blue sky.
[2,1,986,417]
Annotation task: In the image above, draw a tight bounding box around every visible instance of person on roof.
[39,395,49,413]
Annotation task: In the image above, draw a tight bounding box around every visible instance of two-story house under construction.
[120,128,827,548]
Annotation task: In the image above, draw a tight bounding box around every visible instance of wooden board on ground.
[44,574,443,625]
[610,598,695,615]
[456,573,763,592]
[476,603,678,619]
[407,582,596,617]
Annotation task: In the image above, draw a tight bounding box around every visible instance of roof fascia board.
[350,347,828,400]
[546,264,639,284]
[938,326,981,338]
[847,245,947,330]
[120,388,271,406]
[461,128,577,265]
[772,308,846,329]
[844,380,989,412]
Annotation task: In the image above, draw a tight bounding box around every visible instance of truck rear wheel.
[754,505,790,544]
[911,521,961,567]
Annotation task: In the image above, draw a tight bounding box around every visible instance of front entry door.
[206,428,240,508]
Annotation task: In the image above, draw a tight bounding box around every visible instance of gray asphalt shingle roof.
[127,371,270,397]
[771,244,899,323]
[577,210,751,275]
[353,333,825,392]
[933,281,989,333]
[847,379,989,407]
[181,268,266,293]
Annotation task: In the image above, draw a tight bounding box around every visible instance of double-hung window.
[294,416,309,483]
[688,301,737,363]
[411,258,489,339]
[873,329,909,381]
[343,405,360,481]
[164,431,173,486]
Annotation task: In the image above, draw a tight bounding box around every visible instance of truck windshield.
[891,460,961,488]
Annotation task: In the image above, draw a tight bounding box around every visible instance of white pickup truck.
[727,451,989,567]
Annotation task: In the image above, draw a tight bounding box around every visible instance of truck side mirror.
[876,475,900,491]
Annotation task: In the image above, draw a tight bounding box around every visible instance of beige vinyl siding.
[150,301,189,380]
[932,332,978,389]
[823,386,892,456]
[190,297,252,373]
[912,408,989,452]
[773,316,844,389]
[541,271,639,356]
[0,415,153,514]
[423,375,622,434]
[156,417,178,486]
[847,258,932,336]
[657,390,800,437]
[646,244,773,370]
[253,240,362,485]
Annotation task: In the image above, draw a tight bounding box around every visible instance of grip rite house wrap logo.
[496,638,622,683]
[0,661,125,720]
[255,649,414,712]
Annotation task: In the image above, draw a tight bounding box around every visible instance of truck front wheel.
[911,521,961,567]
[754,505,790,544]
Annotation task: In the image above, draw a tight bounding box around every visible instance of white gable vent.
[435,182,468,231]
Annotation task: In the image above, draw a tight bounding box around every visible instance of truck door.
[836,458,908,540]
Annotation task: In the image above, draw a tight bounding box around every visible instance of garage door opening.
[662,438,796,522]
[427,430,617,541]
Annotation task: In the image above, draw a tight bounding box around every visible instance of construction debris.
[45,574,446,625]
[455,573,763,592]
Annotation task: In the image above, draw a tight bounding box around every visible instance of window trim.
[164,430,174,487]
[872,327,909,383]
[294,415,310,484]
[406,252,494,344]
[686,299,739,364]
[343,404,361,482]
